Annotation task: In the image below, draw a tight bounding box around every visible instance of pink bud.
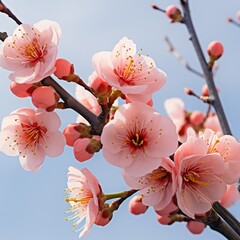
[129,196,148,215]
[165,5,182,22]
[73,138,94,162]
[207,41,224,60]
[10,82,35,98]
[227,17,233,22]
[157,215,172,225]
[63,123,82,146]
[95,208,112,226]
[54,58,74,79]
[201,84,209,96]
[186,221,205,234]
[89,72,112,97]
[189,111,205,125]
[236,11,240,21]
[31,86,60,111]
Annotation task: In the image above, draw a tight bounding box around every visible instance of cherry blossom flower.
[92,37,167,103]
[65,166,101,238]
[0,20,61,84]
[101,102,178,177]
[123,157,176,210]
[174,128,234,218]
[0,108,65,171]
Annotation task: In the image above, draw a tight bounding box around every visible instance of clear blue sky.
[0,1,239,240]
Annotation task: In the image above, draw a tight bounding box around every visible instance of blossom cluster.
[0,19,239,239]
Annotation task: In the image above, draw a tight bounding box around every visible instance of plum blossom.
[0,108,65,171]
[174,128,240,218]
[164,98,221,142]
[0,20,61,84]
[92,37,167,103]
[123,157,176,210]
[65,167,101,237]
[101,102,178,177]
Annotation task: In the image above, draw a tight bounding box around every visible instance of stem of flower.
[105,189,137,201]
[108,189,138,211]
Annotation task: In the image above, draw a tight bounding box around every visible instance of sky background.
[0,0,239,240]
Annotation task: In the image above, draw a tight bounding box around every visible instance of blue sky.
[0,1,239,240]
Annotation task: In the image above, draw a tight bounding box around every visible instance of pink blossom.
[65,167,101,237]
[0,20,61,84]
[124,157,176,210]
[92,37,167,103]
[174,128,231,218]
[101,102,178,177]
[220,183,240,208]
[0,108,65,171]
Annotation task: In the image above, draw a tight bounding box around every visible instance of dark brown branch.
[0,1,22,25]
[180,1,232,135]
[180,0,240,237]
[42,77,105,135]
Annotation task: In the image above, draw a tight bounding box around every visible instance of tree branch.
[180,0,240,237]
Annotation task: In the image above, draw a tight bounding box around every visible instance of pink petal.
[44,131,65,157]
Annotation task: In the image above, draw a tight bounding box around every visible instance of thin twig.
[0,1,22,25]
[151,4,166,13]
[164,36,204,78]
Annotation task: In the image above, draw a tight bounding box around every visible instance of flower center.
[183,171,208,186]
[21,122,47,148]
[131,133,144,146]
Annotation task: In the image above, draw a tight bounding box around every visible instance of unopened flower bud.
[10,82,35,98]
[54,58,74,79]
[63,123,92,146]
[207,41,224,61]
[31,86,60,111]
[189,111,205,125]
[186,221,205,234]
[73,138,94,162]
[165,5,183,23]
[157,215,173,225]
[201,84,209,96]
[129,196,148,215]
[227,17,233,22]
[89,72,112,97]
